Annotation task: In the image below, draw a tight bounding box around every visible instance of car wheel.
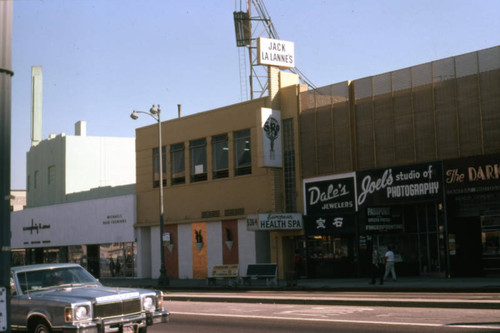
[138,327,147,333]
[33,321,51,333]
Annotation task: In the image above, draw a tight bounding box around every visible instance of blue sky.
[10,0,500,189]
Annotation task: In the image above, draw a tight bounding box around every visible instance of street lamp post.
[131,105,169,286]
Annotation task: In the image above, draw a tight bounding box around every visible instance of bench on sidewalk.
[242,263,278,286]
[207,264,239,286]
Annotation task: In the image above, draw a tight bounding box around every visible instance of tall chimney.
[31,66,43,146]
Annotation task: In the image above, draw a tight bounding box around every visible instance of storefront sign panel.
[305,214,355,235]
[303,173,356,215]
[356,162,442,207]
[247,213,303,231]
[444,153,500,194]
[10,195,136,248]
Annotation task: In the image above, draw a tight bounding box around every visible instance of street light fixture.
[130,104,169,286]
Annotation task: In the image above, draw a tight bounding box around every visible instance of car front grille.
[94,298,142,318]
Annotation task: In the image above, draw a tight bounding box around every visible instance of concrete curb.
[163,294,500,309]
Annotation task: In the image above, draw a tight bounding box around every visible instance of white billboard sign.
[10,195,136,248]
[257,37,295,68]
[261,108,282,167]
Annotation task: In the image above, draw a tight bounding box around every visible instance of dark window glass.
[152,146,166,188]
[234,129,251,176]
[171,143,185,185]
[212,134,229,179]
[190,138,207,182]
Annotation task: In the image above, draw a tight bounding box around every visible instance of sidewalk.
[100,276,500,292]
[99,276,500,309]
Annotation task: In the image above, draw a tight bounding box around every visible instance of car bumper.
[147,310,170,325]
[60,312,155,333]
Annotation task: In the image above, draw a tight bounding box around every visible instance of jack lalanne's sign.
[257,37,295,68]
[247,213,303,231]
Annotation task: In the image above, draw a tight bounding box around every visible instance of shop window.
[190,138,207,182]
[212,134,229,179]
[170,143,185,185]
[234,129,251,176]
[152,146,167,188]
[100,243,137,278]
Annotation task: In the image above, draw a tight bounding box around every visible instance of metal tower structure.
[233,0,315,101]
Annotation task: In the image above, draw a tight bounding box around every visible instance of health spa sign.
[356,162,442,207]
[247,213,303,231]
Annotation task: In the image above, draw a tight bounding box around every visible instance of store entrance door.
[415,203,445,276]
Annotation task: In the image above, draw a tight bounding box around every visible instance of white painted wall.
[66,136,135,194]
[206,221,223,274]
[237,219,256,276]
[27,134,135,207]
[149,226,160,279]
[177,224,193,279]
[136,227,151,278]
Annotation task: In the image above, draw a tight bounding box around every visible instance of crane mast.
[233,0,315,101]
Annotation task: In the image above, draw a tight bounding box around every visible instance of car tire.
[139,327,147,333]
[33,320,51,333]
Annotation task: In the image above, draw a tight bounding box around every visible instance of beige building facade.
[134,72,306,279]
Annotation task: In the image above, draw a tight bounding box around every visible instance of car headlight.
[66,305,91,322]
[75,305,91,320]
[143,296,156,312]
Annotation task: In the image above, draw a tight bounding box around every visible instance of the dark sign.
[366,206,403,232]
[444,153,500,194]
[304,175,356,215]
[305,214,355,235]
[356,162,442,207]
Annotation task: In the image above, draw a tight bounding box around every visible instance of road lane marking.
[169,311,500,330]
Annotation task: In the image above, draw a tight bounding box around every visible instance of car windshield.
[16,266,99,293]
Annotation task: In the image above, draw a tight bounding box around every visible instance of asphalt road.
[155,300,500,332]
[164,290,500,309]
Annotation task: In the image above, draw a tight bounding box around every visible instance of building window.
[190,138,207,182]
[34,171,40,189]
[170,143,185,185]
[283,119,297,212]
[48,165,55,185]
[153,146,166,188]
[234,129,251,176]
[212,134,228,179]
[27,175,30,192]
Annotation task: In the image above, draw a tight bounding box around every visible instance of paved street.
[163,290,500,309]
[156,300,500,332]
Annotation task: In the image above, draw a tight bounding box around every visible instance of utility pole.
[0,1,13,332]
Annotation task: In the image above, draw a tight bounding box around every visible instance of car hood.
[28,285,146,304]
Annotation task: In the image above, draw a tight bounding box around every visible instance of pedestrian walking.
[370,245,384,285]
[383,246,397,281]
